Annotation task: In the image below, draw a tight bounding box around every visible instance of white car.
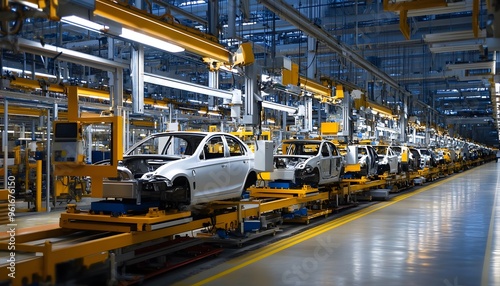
[102,132,258,209]
[270,139,344,187]
[354,145,379,177]
[374,145,399,174]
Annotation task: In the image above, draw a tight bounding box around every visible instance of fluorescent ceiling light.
[61,16,109,32]
[424,30,486,43]
[2,67,57,79]
[153,104,169,110]
[219,65,239,73]
[17,1,41,10]
[262,101,298,114]
[447,61,495,71]
[398,1,470,17]
[144,73,233,100]
[120,28,185,53]
[430,44,482,53]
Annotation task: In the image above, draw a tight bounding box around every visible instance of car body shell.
[104,131,257,207]
[373,145,399,174]
[353,145,379,177]
[416,148,438,169]
[270,139,344,186]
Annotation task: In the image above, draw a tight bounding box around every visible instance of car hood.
[274,155,312,169]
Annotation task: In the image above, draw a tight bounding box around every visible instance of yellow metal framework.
[383,0,447,40]
[0,158,491,285]
[94,0,230,63]
[53,86,123,198]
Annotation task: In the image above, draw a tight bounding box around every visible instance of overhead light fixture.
[430,44,482,53]
[262,101,298,114]
[423,30,486,43]
[2,67,57,79]
[143,73,233,100]
[398,1,470,17]
[197,110,221,116]
[446,61,495,71]
[219,65,239,73]
[120,28,185,53]
[153,104,169,110]
[61,15,109,32]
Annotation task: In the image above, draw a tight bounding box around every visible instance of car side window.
[202,136,225,160]
[225,136,245,157]
[321,144,330,157]
[327,142,339,156]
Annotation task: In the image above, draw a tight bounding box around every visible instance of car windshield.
[126,133,205,156]
[278,142,320,156]
[374,146,388,154]
[419,149,430,155]
[391,147,401,155]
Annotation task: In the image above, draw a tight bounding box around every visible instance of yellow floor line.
[190,173,465,286]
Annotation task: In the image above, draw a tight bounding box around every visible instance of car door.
[319,142,332,180]
[327,142,342,180]
[224,135,251,193]
[387,148,398,173]
[367,146,379,176]
[193,135,231,202]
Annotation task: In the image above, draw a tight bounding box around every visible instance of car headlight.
[296,163,313,172]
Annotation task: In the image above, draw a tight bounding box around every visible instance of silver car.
[270,139,344,187]
[103,132,257,209]
[374,145,400,175]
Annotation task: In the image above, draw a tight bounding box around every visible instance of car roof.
[282,139,325,144]
[149,131,233,137]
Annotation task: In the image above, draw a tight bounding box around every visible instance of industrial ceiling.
[0,0,499,147]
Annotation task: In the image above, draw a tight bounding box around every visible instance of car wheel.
[166,177,191,209]
[311,168,320,187]
[243,172,257,190]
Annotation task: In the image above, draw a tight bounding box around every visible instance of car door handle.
[221,164,227,168]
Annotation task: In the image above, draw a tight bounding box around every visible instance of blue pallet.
[244,220,261,232]
[283,207,308,219]
[91,200,160,216]
[268,181,296,189]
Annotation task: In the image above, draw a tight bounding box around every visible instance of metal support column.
[342,91,352,141]
[227,0,236,38]
[242,64,262,130]
[86,126,92,164]
[3,100,8,189]
[207,0,219,36]
[46,109,51,212]
[208,71,219,111]
[399,93,408,142]
[124,110,130,150]
[304,97,313,132]
[131,44,144,114]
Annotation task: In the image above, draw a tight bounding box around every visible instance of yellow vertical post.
[66,86,79,121]
[36,159,42,212]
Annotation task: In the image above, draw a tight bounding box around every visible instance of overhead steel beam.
[446,116,495,124]
[258,0,405,95]
[152,0,207,26]
[383,0,447,12]
[5,38,129,71]
[94,0,230,63]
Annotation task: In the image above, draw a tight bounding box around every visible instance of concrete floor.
[173,162,500,286]
[4,163,499,285]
